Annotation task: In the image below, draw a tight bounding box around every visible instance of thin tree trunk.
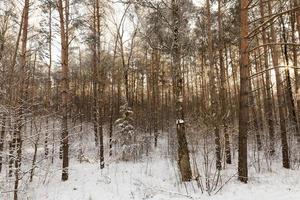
[218,0,231,165]
[258,0,275,155]
[45,3,52,157]
[207,0,221,171]
[0,114,5,173]
[57,0,70,181]
[96,0,104,169]
[267,0,290,169]
[280,16,300,149]
[30,119,39,182]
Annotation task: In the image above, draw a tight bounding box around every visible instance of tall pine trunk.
[238,0,250,183]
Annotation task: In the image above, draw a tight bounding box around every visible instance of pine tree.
[114,102,137,161]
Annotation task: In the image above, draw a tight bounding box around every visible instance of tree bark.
[218,0,231,165]
[57,0,70,181]
[258,0,275,155]
[267,0,290,169]
[171,0,192,182]
[238,0,250,183]
[207,0,221,171]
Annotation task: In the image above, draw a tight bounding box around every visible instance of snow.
[176,119,185,124]
[24,156,300,200]
[2,123,300,200]
[24,142,300,200]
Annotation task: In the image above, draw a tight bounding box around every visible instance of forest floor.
[2,125,300,200]
[28,137,300,200]
[27,156,300,200]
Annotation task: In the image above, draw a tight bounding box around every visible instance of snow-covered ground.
[28,137,300,200]
[25,153,300,200]
[1,123,300,200]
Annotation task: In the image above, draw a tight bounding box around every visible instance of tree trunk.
[206,0,221,171]
[294,0,300,135]
[171,0,192,182]
[0,114,5,173]
[258,0,275,155]
[238,0,249,183]
[281,16,300,149]
[267,0,290,169]
[218,0,231,165]
[13,0,30,198]
[45,3,52,157]
[57,0,70,181]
